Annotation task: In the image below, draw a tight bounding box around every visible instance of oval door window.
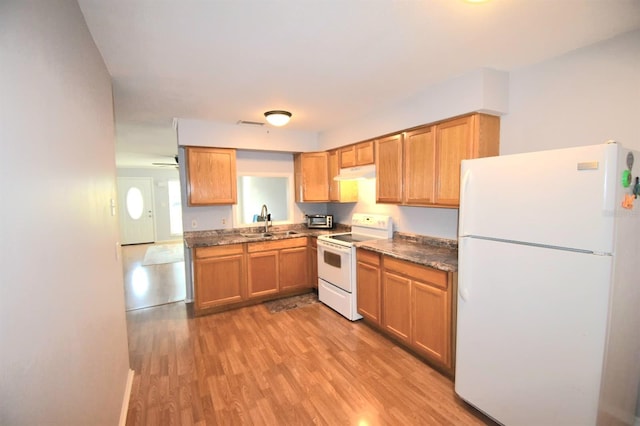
[126,187,144,220]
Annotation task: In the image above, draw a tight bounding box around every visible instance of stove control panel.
[351,213,393,231]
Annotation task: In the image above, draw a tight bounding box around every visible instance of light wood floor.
[125,301,495,425]
[122,242,186,311]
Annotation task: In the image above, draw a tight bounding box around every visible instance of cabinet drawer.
[383,257,447,289]
[247,237,307,253]
[357,248,380,266]
[195,244,244,259]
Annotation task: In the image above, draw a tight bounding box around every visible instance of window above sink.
[232,172,295,227]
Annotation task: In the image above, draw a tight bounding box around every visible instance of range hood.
[333,164,376,181]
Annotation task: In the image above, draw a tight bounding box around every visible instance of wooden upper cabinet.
[186,147,237,205]
[340,141,375,168]
[328,150,358,203]
[375,113,499,208]
[435,116,473,206]
[294,152,329,202]
[403,126,436,205]
[375,134,403,203]
[435,114,500,206]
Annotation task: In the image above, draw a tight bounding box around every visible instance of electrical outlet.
[222,218,226,225]
[191,219,198,228]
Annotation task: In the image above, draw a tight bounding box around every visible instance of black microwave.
[306,214,333,229]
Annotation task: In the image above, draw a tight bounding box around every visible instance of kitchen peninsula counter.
[356,233,458,272]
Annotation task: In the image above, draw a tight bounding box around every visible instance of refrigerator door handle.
[459,168,471,236]
[459,237,470,302]
[459,287,470,302]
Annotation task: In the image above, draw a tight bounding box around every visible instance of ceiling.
[77,0,640,167]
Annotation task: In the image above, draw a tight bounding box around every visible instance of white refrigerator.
[455,142,640,425]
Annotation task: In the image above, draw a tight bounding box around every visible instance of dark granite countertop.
[184,224,349,248]
[356,232,458,272]
[185,227,458,272]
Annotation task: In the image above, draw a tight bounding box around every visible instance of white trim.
[119,369,135,426]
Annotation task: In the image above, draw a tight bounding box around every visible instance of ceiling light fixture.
[264,110,292,126]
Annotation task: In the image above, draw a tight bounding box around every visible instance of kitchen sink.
[239,230,299,239]
[271,230,299,236]
[240,232,273,238]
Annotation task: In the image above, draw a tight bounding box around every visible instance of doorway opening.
[116,170,186,310]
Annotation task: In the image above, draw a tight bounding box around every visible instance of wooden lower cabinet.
[280,246,309,290]
[247,250,279,298]
[382,271,411,344]
[411,277,450,366]
[194,237,312,314]
[309,238,318,289]
[357,250,455,374]
[356,249,381,324]
[194,244,245,311]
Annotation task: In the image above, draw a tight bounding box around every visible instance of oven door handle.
[317,239,352,254]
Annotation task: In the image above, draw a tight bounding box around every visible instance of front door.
[117,177,155,245]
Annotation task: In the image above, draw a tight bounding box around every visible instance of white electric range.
[317,213,393,320]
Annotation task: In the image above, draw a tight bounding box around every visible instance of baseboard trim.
[119,369,135,426]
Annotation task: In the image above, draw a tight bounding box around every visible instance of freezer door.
[459,143,618,253]
[455,237,612,426]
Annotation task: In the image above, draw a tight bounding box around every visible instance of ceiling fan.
[152,155,179,168]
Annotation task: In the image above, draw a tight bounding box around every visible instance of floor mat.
[142,243,184,266]
[263,292,319,313]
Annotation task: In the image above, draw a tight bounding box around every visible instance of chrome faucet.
[260,204,270,233]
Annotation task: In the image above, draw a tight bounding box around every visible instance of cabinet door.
[382,271,411,343]
[328,150,340,202]
[186,147,237,205]
[195,252,244,310]
[329,150,358,203]
[339,145,356,168]
[279,247,309,290]
[435,116,472,206]
[412,280,450,366]
[355,141,375,165]
[357,257,381,324]
[376,134,403,203]
[403,126,436,205]
[309,239,318,289]
[247,251,279,298]
[295,152,329,202]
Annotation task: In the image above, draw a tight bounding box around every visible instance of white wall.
[329,180,459,239]
[329,30,640,239]
[318,68,509,150]
[501,29,640,154]
[177,69,509,239]
[178,118,319,152]
[0,1,131,424]
[117,167,182,241]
